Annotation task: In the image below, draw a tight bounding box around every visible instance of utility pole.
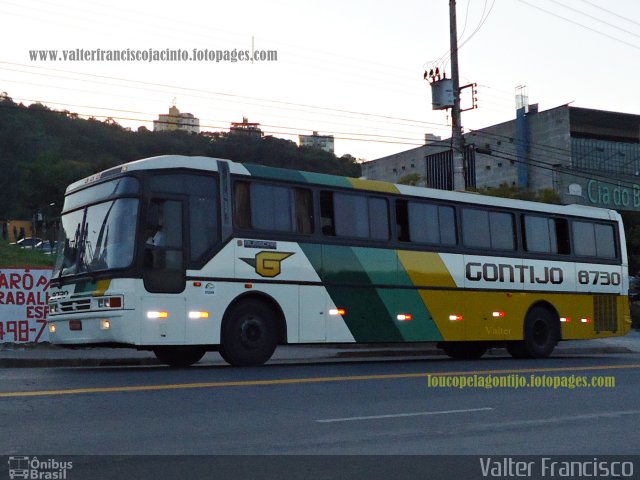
[449,0,466,191]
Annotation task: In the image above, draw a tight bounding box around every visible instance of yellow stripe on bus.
[348,178,400,193]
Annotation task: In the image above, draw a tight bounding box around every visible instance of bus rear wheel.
[514,306,559,358]
[153,346,206,367]
[219,299,279,367]
[441,342,487,359]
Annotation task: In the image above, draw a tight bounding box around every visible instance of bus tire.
[521,306,559,358]
[153,346,206,367]
[442,341,487,359]
[219,299,278,367]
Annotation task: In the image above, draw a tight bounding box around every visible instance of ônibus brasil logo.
[7,456,72,479]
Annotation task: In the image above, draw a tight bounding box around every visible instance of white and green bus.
[47,155,631,366]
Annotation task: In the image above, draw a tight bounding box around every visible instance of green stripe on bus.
[352,247,443,341]
[244,164,307,183]
[300,244,403,342]
[299,171,353,188]
[395,263,444,342]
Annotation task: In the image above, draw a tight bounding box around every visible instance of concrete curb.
[0,357,161,368]
[0,343,635,368]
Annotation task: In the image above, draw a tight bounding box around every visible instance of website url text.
[28,48,278,63]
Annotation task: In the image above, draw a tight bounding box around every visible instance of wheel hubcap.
[240,318,263,347]
[533,319,549,346]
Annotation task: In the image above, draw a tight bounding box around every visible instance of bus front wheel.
[219,299,278,367]
[153,346,206,367]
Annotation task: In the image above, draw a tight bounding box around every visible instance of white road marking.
[493,409,640,429]
[316,406,494,423]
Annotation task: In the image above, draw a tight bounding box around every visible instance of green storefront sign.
[561,174,640,211]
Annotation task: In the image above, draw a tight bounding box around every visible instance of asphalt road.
[1,353,638,459]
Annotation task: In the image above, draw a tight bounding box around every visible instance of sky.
[0,0,639,161]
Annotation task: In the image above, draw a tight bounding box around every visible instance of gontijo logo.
[240,251,294,278]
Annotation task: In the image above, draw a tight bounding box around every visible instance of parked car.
[36,240,57,254]
[9,237,43,249]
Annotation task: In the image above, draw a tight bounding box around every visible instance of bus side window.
[396,200,410,242]
[320,191,335,236]
[407,202,456,245]
[369,197,390,240]
[573,221,617,259]
[522,215,571,255]
[462,208,515,251]
[294,188,314,234]
[233,181,251,229]
[555,219,571,255]
[251,183,293,231]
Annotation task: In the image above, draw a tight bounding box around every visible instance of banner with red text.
[0,268,51,343]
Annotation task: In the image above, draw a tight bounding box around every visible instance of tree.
[397,173,424,186]
[473,183,561,204]
[0,96,363,218]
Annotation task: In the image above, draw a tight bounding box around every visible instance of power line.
[4,95,639,191]
[0,61,448,129]
[0,76,446,141]
[3,78,604,166]
[577,0,640,28]
[0,100,429,148]
[485,147,640,192]
[4,0,419,83]
[425,0,496,76]
[516,0,640,51]
[546,0,640,40]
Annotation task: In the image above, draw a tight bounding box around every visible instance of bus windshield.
[53,197,139,278]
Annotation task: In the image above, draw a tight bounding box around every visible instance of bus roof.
[67,155,618,222]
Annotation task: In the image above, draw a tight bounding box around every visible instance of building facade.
[361,105,640,211]
[299,131,335,153]
[230,117,263,140]
[153,106,200,134]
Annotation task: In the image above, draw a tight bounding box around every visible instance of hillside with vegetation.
[0,93,360,219]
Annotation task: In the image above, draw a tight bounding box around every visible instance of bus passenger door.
[142,198,187,294]
[298,286,326,342]
[141,198,187,344]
